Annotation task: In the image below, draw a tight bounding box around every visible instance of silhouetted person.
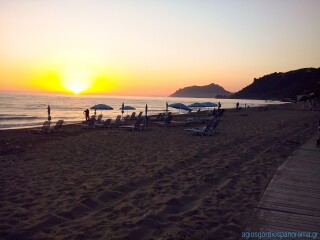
[47,105,51,120]
[84,109,90,121]
[218,102,221,110]
[236,102,239,109]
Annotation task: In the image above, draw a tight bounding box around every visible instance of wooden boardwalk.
[246,135,320,239]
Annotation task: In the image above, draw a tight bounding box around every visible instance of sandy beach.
[0,104,319,240]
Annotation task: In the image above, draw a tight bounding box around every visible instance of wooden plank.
[261,188,320,200]
[248,209,320,231]
[261,192,320,206]
[246,135,320,233]
[265,182,320,192]
[259,203,320,217]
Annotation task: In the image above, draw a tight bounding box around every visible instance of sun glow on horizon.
[23,62,122,95]
[61,68,93,94]
[1,1,319,95]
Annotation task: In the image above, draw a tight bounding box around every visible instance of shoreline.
[0,95,289,131]
[0,103,299,132]
[1,104,319,239]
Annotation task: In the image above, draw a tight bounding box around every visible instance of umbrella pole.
[145,104,148,128]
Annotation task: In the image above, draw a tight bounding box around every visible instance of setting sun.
[61,68,92,94]
[64,80,89,94]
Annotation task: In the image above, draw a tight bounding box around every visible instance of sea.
[0,92,285,130]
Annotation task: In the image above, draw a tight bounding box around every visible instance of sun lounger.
[185,118,220,136]
[208,109,224,117]
[171,119,192,126]
[95,118,111,128]
[82,116,96,128]
[183,117,203,124]
[136,111,143,119]
[149,113,164,121]
[155,113,172,126]
[200,116,216,124]
[217,109,225,116]
[110,115,124,127]
[30,121,51,134]
[131,112,136,120]
[120,117,144,131]
[96,114,103,123]
[49,120,64,133]
[155,112,191,127]
[125,112,136,120]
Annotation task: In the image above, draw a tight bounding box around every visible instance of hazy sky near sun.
[1,0,320,95]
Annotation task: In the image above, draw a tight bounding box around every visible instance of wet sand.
[0,104,319,240]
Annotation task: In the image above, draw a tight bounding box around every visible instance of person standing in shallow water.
[83,109,90,121]
[47,105,51,121]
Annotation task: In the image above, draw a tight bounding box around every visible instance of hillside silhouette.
[169,83,232,98]
[232,68,320,100]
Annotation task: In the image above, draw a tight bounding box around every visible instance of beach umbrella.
[91,104,113,115]
[201,102,218,108]
[168,103,191,111]
[119,105,136,115]
[188,102,206,108]
[121,106,136,111]
[188,102,206,114]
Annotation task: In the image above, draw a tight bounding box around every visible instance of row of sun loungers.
[82,113,220,135]
[30,120,64,134]
[153,113,220,135]
[30,109,222,136]
[208,109,225,117]
[185,117,220,136]
[154,112,192,126]
[81,115,124,129]
[120,117,145,131]
[80,114,146,131]
[124,111,143,120]
[31,116,219,136]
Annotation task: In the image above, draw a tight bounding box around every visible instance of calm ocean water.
[0,93,284,130]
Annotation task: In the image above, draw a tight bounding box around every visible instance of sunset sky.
[1,0,319,96]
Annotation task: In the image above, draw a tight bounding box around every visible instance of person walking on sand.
[218,102,221,110]
[83,109,90,121]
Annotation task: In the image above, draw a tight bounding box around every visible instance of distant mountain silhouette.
[232,68,320,100]
[169,83,232,98]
